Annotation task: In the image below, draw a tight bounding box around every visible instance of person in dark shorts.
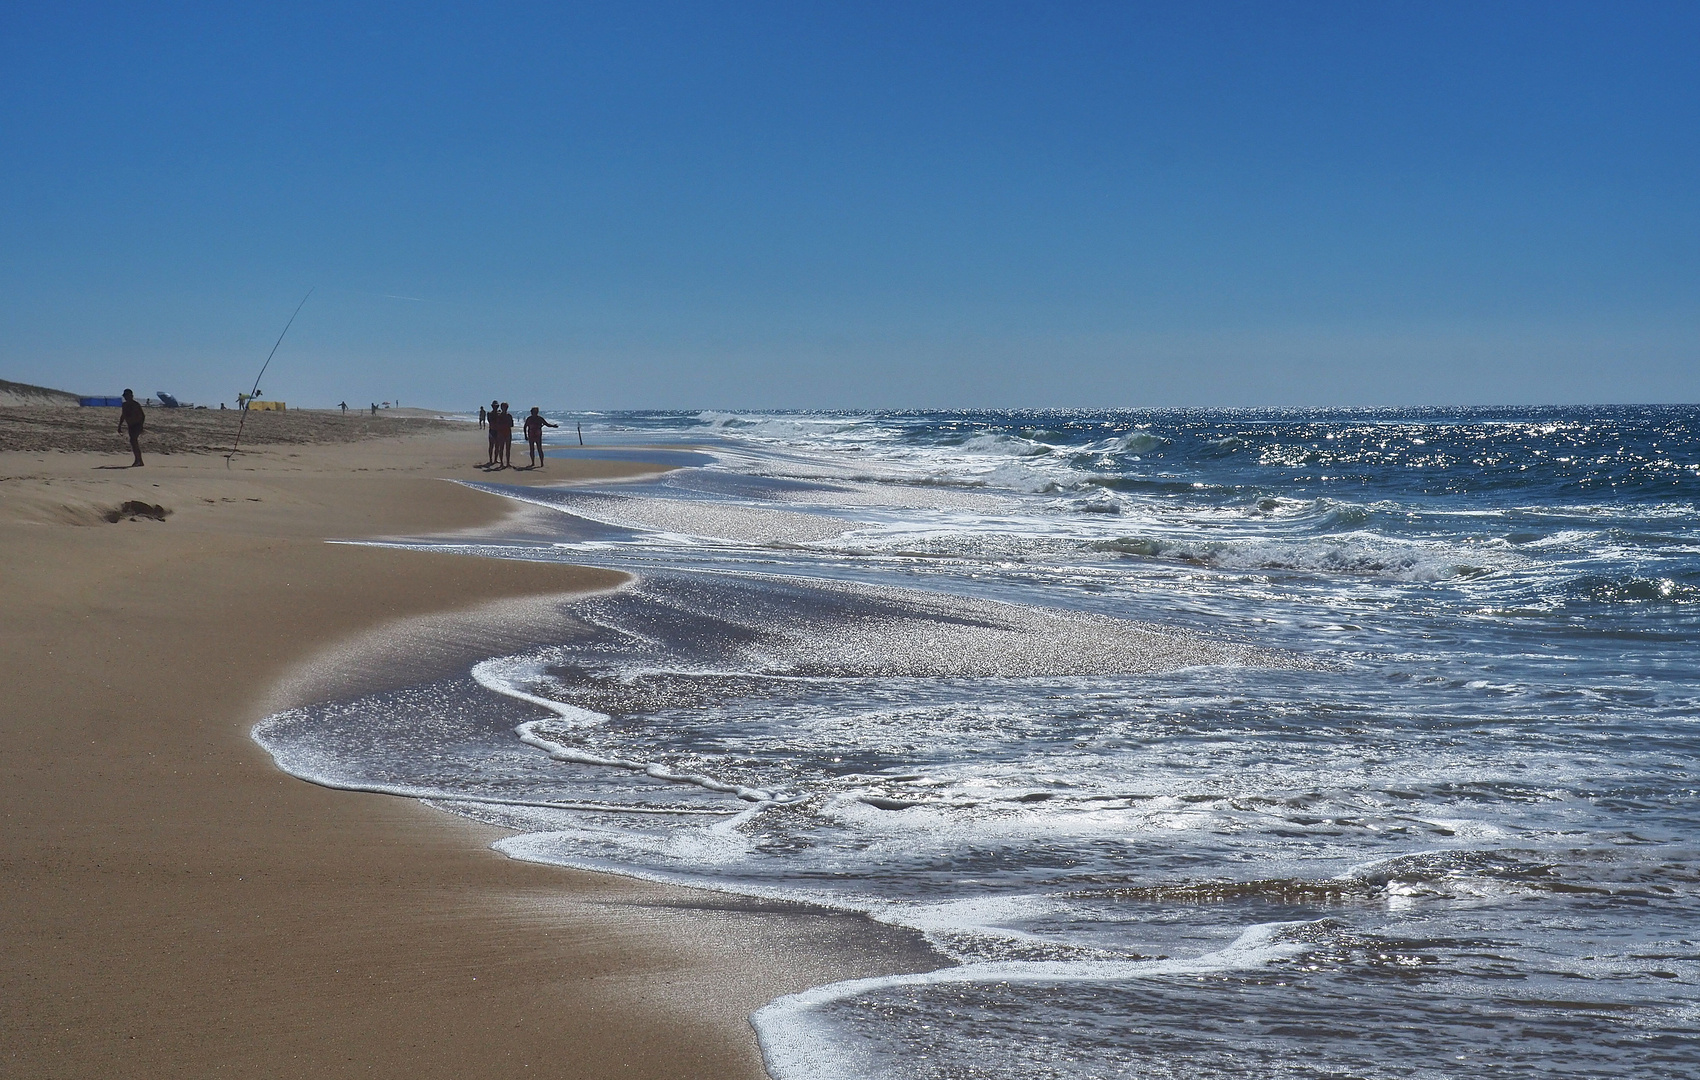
[118,389,145,466]
[486,399,501,465]
[523,407,558,467]
[478,405,487,428]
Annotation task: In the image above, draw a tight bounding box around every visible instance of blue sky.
[2,2,1695,408]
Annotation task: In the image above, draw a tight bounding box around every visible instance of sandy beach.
[0,411,936,1078]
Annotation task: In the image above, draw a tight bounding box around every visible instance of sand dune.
[0,377,82,408]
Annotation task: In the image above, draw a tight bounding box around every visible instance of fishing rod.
[227,288,313,467]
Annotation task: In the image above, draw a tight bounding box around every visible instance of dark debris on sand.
[102,501,171,522]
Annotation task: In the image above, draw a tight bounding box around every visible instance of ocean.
[255,407,1700,1079]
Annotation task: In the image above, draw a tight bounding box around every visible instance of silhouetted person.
[118,389,145,466]
[496,402,516,467]
[339,401,348,414]
[486,399,501,465]
[371,402,378,415]
[478,405,487,428]
[523,407,557,467]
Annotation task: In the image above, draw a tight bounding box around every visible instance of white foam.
[750,921,1321,1080]
[472,657,780,802]
[251,713,733,816]
[960,432,1052,458]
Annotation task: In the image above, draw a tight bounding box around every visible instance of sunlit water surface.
[257,407,1700,1079]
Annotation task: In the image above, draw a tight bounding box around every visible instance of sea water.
[255,407,1700,1078]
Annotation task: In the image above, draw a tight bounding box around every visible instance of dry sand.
[1,414,936,1078]
[0,402,466,454]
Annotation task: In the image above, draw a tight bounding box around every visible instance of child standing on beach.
[523,407,557,467]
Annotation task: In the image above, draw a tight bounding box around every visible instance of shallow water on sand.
[257,407,1700,1078]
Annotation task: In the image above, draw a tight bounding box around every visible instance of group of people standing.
[478,400,557,468]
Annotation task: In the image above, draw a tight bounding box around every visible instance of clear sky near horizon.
[2,2,1696,410]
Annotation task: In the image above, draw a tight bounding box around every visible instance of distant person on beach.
[523,407,558,467]
[370,402,378,415]
[486,399,501,466]
[118,389,145,466]
[339,401,348,414]
[478,405,487,428]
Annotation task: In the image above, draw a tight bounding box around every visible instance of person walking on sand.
[486,399,502,466]
[118,388,146,466]
[523,407,558,467]
[339,400,348,414]
[478,405,487,429]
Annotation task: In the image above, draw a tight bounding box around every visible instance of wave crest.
[1092,533,1491,581]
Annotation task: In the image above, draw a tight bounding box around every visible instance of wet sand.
[0,418,936,1078]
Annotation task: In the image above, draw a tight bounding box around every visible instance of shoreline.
[1,428,939,1078]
